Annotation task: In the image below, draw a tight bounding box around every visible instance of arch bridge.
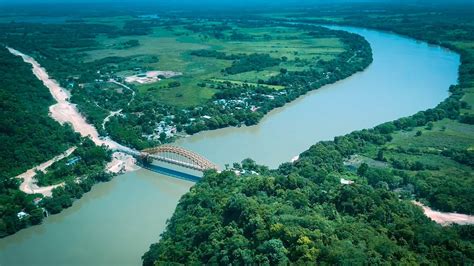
[140,145,219,172]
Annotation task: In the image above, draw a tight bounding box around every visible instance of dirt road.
[7,47,137,154]
[15,147,76,197]
[8,47,140,196]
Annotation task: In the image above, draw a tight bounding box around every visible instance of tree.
[377,150,385,161]
[357,163,369,176]
[257,239,289,265]
[168,81,181,88]
[159,132,167,142]
[29,208,44,225]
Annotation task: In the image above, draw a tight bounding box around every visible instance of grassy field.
[376,119,473,170]
[82,18,346,107]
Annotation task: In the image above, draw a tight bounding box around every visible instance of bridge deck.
[149,155,208,172]
[141,145,218,172]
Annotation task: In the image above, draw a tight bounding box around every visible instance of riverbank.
[107,152,140,174]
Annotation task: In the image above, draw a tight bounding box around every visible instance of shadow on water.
[141,163,202,182]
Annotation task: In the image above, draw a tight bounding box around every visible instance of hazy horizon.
[1,0,473,6]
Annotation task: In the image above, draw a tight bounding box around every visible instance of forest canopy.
[0,47,79,178]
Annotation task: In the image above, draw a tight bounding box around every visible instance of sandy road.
[15,147,77,197]
[7,47,136,153]
[109,79,135,106]
[8,47,139,196]
[102,109,122,130]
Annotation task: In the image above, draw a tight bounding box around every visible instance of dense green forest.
[143,6,474,265]
[0,48,112,237]
[144,169,473,264]
[0,47,78,178]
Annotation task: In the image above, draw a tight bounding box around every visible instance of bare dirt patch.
[413,201,474,226]
[124,70,182,84]
[106,152,139,174]
[15,147,76,197]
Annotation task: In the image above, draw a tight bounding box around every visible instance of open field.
[81,19,346,107]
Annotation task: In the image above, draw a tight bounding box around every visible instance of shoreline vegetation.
[142,6,474,265]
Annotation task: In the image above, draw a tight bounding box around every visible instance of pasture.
[83,18,347,107]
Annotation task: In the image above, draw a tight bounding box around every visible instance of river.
[0,26,460,265]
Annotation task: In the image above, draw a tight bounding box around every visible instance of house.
[33,197,43,205]
[340,178,355,185]
[66,156,81,166]
[17,211,29,219]
[265,95,275,100]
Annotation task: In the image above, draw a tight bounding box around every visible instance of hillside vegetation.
[0,48,78,178]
